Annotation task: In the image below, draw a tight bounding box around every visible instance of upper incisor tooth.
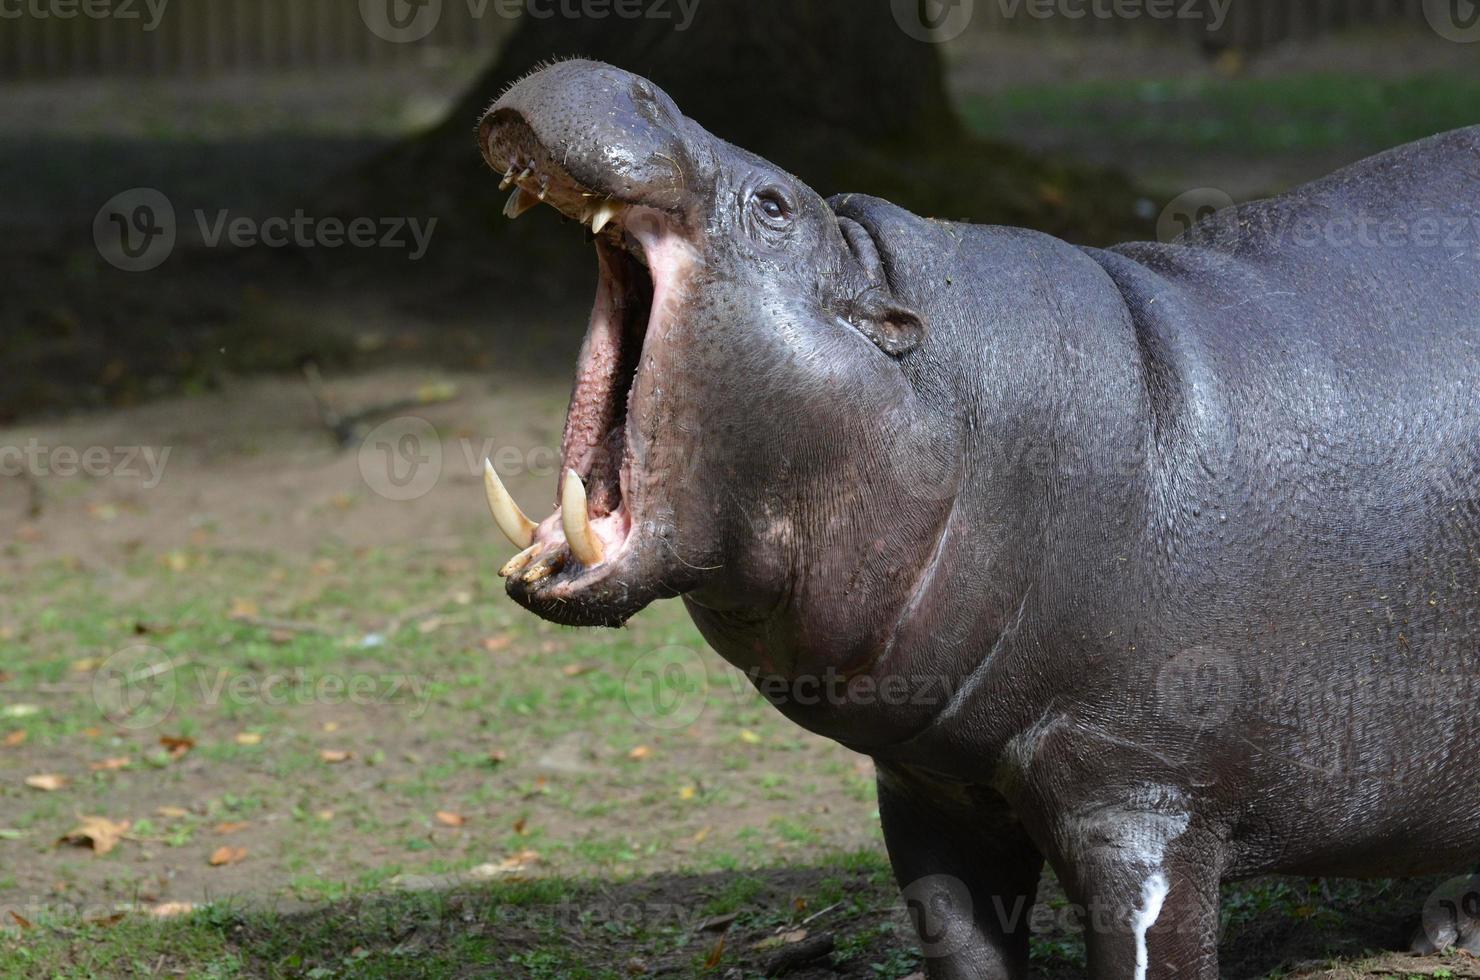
[591,201,622,234]
[561,469,605,566]
[484,459,537,548]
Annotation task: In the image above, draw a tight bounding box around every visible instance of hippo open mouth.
[476,99,701,627]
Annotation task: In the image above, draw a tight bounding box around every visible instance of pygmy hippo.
[475,60,1480,978]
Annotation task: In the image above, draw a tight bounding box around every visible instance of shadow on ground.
[13,862,1474,979]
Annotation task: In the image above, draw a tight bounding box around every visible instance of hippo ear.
[849,298,926,358]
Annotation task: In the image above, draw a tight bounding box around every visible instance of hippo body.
[477,61,1479,977]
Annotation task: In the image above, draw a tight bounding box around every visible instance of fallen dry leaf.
[321,721,340,733]
[512,818,528,835]
[81,726,102,738]
[678,785,697,801]
[213,821,250,835]
[561,663,594,677]
[57,816,130,855]
[89,757,130,772]
[738,729,762,745]
[481,634,513,653]
[704,935,726,969]
[227,598,260,619]
[2,730,25,748]
[8,910,31,929]
[208,846,247,866]
[477,849,540,877]
[627,745,651,760]
[487,749,508,766]
[692,826,712,845]
[87,912,127,927]
[25,774,65,792]
[149,902,195,918]
[319,749,352,764]
[159,735,195,759]
[234,732,263,746]
[434,811,465,828]
[71,657,102,673]
[155,806,190,819]
[315,809,334,821]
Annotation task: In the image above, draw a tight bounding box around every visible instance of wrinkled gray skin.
[481,60,1480,977]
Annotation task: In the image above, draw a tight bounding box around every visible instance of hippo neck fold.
[688,197,1162,755]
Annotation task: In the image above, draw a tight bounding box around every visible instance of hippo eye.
[753,189,791,223]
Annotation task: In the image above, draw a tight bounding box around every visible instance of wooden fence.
[0,0,1458,81]
[0,0,511,79]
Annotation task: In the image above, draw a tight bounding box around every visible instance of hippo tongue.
[560,239,651,519]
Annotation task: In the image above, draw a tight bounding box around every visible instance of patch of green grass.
[961,72,1480,157]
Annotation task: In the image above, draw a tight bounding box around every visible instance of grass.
[961,72,1480,158]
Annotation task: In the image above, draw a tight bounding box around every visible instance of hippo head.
[478,60,959,692]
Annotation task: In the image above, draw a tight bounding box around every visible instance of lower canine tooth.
[483,459,537,548]
[561,469,605,566]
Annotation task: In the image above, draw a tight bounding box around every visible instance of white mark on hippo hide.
[1059,785,1191,870]
[1133,871,1170,980]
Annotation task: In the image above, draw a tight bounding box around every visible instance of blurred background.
[1,2,1478,977]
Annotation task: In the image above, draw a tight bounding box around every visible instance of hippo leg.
[1054,817,1223,980]
[877,767,1042,979]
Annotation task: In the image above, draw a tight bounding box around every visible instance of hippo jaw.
[478,69,711,628]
